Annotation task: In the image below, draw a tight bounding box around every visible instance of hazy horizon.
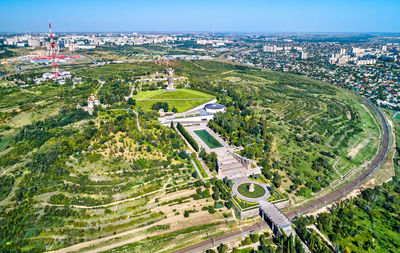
[0,0,399,33]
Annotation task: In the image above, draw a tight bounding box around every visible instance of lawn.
[149,88,215,100]
[131,89,165,99]
[133,88,215,113]
[237,183,266,198]
[232,195,259,210]
[191,154,208,178]
[194,130,223,149]
[136,99,210,113]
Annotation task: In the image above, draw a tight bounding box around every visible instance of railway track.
[172,89,390,253]
[285,90,390,219]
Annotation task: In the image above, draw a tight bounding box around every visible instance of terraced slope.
[0,60,382,252]
[181,60,380,203]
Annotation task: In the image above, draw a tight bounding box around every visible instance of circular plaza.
[232,177,270,202]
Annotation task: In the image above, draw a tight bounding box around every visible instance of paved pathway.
[307,224,334,249]
[131,109,141,132]
[191,158,206,182]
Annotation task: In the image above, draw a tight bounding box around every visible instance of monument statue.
[249,183,255,193]
[165,68,176,91]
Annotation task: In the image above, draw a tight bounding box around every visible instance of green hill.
[0,60,381,252]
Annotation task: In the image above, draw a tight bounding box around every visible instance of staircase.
[217,151,246,178]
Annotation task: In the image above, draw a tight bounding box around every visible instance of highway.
[172,89,390,253]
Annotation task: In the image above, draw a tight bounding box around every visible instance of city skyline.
[0,0,399,33]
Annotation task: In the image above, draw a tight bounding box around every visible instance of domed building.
[204,103,225,114]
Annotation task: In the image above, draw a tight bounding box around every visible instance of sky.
[0,0,399,33]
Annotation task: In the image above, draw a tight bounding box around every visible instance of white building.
[204,103,225,114]
[263,45,277,53]
[300,51,308,59]
[355,59,377,65]
[87,95,100,109]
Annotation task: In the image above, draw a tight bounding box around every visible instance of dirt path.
[41,180,191,210]
[48,224,154,253]
[49,216,228,253]
[190,61,209,70]
[332,158,342,177]
[348,138,370,159]
[346,111,351,120]
[307,224,334,249]
[131,109,141,132]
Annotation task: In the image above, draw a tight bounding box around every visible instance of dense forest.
[98,80,130,104]
[313,170,400,252]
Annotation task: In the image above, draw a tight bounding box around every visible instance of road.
[172,89,390,253]
[8,54,97,75]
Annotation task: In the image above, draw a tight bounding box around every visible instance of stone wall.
[240,207,260,219]
[230,151,254,169]
[232,196,260,219]
[233,203,259,219]
[273,199,290,209]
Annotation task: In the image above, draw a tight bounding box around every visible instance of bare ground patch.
[348,138,370,159]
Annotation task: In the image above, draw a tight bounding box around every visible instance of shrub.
[177,123,199,151]
[250,233,259,243]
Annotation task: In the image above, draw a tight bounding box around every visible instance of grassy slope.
[133,88,215,112]
[178,60,381,202]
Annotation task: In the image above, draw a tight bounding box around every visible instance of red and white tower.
[49,23,59,79]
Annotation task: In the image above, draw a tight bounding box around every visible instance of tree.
[127,97,136,106]
[151,102,169,112]
[191,171,199,179]
[177,123,199,151]
[295,236,305,253]
[242,237,252,246]
[273,173,282,188]
[225,200,233,209]
[217,243,228,253]
[250,233,259,243]
[172,106,178,113]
